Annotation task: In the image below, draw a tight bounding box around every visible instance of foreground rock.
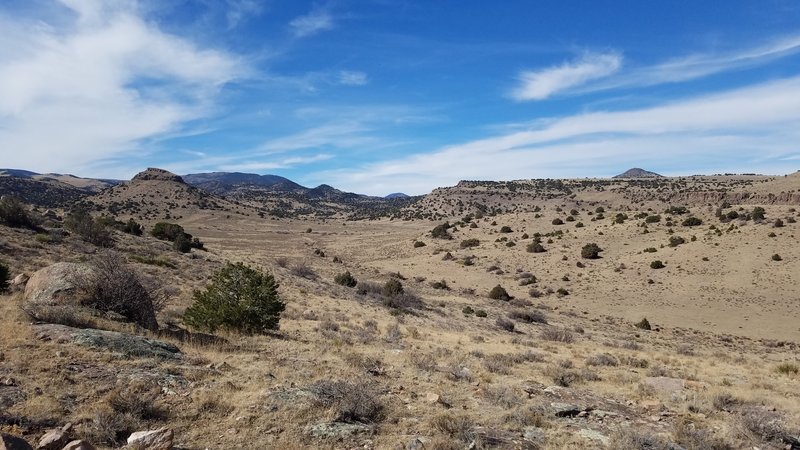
[0,433,33,450]
[22,263,92,319]
[61,441,94,450]
[126,427,173,450]
[34,324,181,359]
[35,423,72,450]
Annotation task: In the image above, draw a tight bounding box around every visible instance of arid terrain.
[1,168,799,450]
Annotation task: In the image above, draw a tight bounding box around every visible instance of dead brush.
[430,412,475,443]
[539,327,575,343]
[309,379,385,424]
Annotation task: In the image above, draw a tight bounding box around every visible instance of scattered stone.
[0,432,33,450]
[425,393,440,404]
[522,426,546,444]
[301,309,318,320]
[126,427,173,450]
[60,441,94,450]
[36,424,72,450]
[305,422,372,439]
[577,429,609,445]
[405,436,427,450]
[33,324,181,359]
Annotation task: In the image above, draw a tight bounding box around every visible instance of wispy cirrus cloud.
[513,35,800,101]
[337,70,368,86]
[0,0,245,175]
[511,52,622,101]
[319,76,800,195]
[289,5,334,38]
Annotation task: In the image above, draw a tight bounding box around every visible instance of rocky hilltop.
[613,168,664,178]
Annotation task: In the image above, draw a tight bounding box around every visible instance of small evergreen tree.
[184,262,284,334]
[0,197,35,229]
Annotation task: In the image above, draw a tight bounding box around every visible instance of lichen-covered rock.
[34,324,181,359]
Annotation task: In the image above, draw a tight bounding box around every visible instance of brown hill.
[82,168,247,222]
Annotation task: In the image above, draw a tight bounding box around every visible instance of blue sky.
[1,1,800,195]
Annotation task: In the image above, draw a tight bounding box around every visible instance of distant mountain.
[385,193,409,199]
[613,168,664,178]
[0,168,121,207]
[183,172,306,195]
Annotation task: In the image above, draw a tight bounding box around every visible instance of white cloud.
[337,70,368,86]
[511,35,800,102]
[318,76,800,195]
[219,154,333,172]
[289,7,333,38]
[512,52,622,101]
[0,1,242,174]
[225,0,265,29]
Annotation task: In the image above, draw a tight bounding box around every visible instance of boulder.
[36,424,72,450]
[126,427,173,450]
[0,433,33,450]
[22,263,92,316]
[34,324,181,359]
[60,441,94,450]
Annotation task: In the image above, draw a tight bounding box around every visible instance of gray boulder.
[34,324,181,359]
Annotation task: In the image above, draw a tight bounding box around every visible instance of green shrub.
[526,242,546,253]
[581,243,603,259]
[551,218,564,225]
[645,215,661,223]
[682,217,702,226]
[0,197,36,229]
[635,318,652,330]
[499,226,512,233]
[643,247,657,253]
[173,233,192,253]
[776,363,798,375]
[430,280,449,290]
[614,213,628,224]
[151,222,186,241]
[413,240,426,248]
[460,238,480,248]
[488,285,511,301]
[121,218,143,236]
[0,261,9,292]
[382,279,404,297]
[475,309,487,318]
[334,271,358,287]
[64,208,114,248]
[556,288,569,296]
[666,206,689,215]
[668,236,685,247]
[650,260,665,269]
[462,306,474,315]
[752,207,766,221]
[771,254,782,261]
[431,222,453,239]
[184,262,285,334]
[773,218,784,228]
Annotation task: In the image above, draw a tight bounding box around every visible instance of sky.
[1,1,800,195]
